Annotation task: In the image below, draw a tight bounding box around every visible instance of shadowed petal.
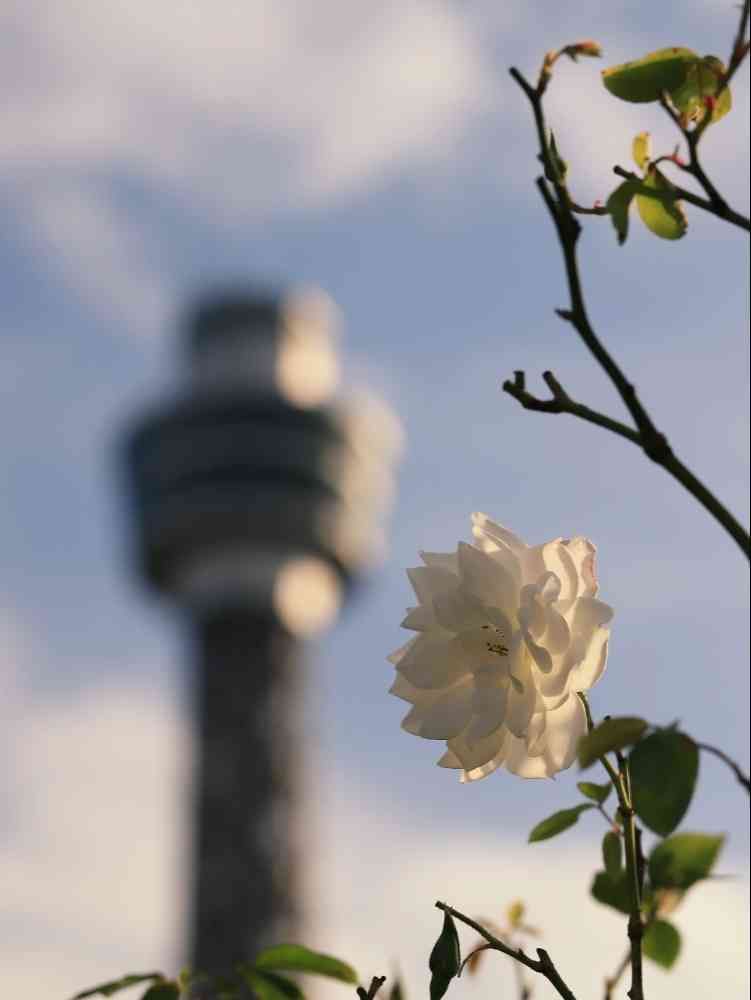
[538,693,587,771]
[458,542,518,612]
[401,681,473,739]
[407,565,457,605]
[432,585,488,632]
[569,630,609,691]
[397,634,469,689]
[420,550,459,574]
[504,734,554,778]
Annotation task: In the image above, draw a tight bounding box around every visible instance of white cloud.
[0,614,188,998]
[1,0,499,215]
[2,1,747,327]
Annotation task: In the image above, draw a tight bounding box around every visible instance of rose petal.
[432,585,488,632]
[420,550,460,574]
[406,565,458,605]
[569,629,609,691]
[458,542,518,612]
[401,605,440,631]
[542,605,571,656]
[542,541,578,602]
[401,681,473,739]
[570,596,614,637]
[471,513,526,555]
[448,723,507,769]
[465,673,509,743]
[387,638,415,667]
[519,588,546,637]
[537,570,562,605]
[504,640,537,736]
[526,711,547,755]
[564,537,599,597]
[522,629,553,674]
[538,693,587,771]
[397,634,470,689]
[461,738,510,782]
[504,734,554,778]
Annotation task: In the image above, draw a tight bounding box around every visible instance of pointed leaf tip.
[606,181,638,245]
[429,912,461,1000]
[529,804,594,842]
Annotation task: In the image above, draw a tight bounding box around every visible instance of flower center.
[480,624,509,657]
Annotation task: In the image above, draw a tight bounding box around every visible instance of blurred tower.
[122,289,401,976]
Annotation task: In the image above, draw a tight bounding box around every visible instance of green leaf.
[578,780,612,804]
[429,911,461,1000]
[591,869,632,914]
[649,833,725,891]
[602,47,697,103]
[643,919,682,969]
[578,717,648,769]
[544,130,568,184]
[71,974,164,999]
[606,181,638,245]
[528,804,594,843]
[140,986,180,1000]
[669,56,732,125]
[241,970,304,1000]
[628,729,699,835]
[632,131,652,170]
[636,167,687,240]
[254,945,357,984]
[602,831,623,878]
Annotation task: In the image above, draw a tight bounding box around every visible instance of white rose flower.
[388,513,613,781]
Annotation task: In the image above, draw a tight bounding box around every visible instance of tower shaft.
[190,610,301,972]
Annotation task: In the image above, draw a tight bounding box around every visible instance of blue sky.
[1,2,749,998]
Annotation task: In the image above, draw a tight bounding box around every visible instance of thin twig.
[696,741,751,793]
[604,950,631,1000]
[436,902,578,1000]
[503,370,641,444]
[507,65,751,559]
[720,0,750,95]
[612,164,750,232]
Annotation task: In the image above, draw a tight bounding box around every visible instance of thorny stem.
[507,64,751,560]
[436,902,578,1000]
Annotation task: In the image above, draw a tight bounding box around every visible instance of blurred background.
[1,1,748,997]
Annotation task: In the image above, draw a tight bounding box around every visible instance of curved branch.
[503,370,641,444]
[508,66,750,559]
[696,741,751,793]
[436,901,578,1000]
